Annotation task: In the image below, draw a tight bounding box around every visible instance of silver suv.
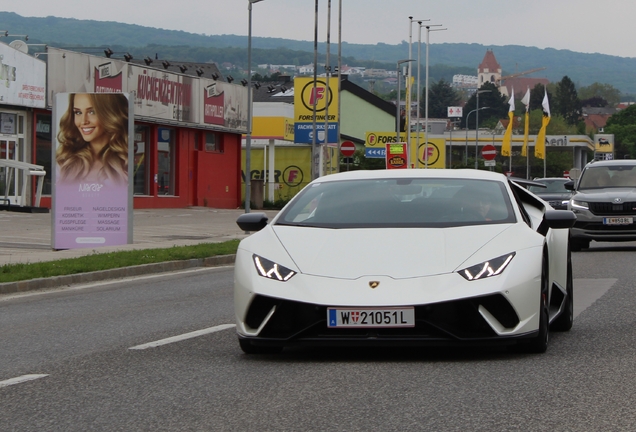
[565,159,636,251]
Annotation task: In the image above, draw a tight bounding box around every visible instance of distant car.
[234,169,576,355]
[528,178,573,210]
[565,159,636,251]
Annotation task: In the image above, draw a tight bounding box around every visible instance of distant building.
[582,107,616,134]
[452,74,478,90]
[297,64,314,75]
[364,68,390,78]
[477,50,549,97]
[478,50,502,87]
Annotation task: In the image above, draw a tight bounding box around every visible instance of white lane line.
[0,374,49,388]
[129,324,236,350]
[0,266,231,302]
[573,278,617,318]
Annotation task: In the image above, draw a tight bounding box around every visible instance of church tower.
[478,50,501,87]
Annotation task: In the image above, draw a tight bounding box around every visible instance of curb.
[0,254,236,295]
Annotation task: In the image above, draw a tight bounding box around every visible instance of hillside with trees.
[2,12,636,96]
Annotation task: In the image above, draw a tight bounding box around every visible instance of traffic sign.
[481,144,497,161]
[340,141,356,157]
[365,148,386,158]
[447,106,463,117]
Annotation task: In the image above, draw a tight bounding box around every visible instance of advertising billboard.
[293,76,339,123]
[46,48,248,133]
[51,93,134,249]
[0,41,46,108]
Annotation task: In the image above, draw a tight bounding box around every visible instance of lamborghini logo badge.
[369,281,380,289]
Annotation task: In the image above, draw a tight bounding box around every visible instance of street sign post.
[340,141,356,157]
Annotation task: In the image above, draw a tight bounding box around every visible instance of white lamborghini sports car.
[234,169,576,354]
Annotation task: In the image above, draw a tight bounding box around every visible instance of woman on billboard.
[56,93,128,184]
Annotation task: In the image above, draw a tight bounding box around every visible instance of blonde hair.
[56,93,129,184]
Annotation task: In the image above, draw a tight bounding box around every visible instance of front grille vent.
[589,201,636,216]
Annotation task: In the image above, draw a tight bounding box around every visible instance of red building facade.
[35,48,247,210]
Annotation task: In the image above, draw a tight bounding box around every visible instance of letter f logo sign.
[310,87,326,106]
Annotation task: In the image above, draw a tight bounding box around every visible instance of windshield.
[276,178,516,228]
[578,166,636,190]
[528,179,569,194]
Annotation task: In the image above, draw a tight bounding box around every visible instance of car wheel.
[570,238,590,252]
[239,338,283,355]
[551,245,574,332]
[512,252,550,354]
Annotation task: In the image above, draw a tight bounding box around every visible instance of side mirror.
[544,209,576,229]
[236,212,268,232]
[564,180,575,191]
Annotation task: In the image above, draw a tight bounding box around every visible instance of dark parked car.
[528,178,573,210]
[565,159,636,251]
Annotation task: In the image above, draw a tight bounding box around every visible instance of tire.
[551,245,574,332]
[512,252,550,354]
[239,338,283,355]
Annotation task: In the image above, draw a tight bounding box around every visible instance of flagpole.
[521,87,530,179]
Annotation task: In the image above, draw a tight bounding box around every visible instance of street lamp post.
[311,0,319,181]
[410,17,428,168]
[465,106,489,166]
[448,119,460,168]
[396,59,415,149]
[245,0,264,213]
[423,24,445,168]
[474,89,491,169]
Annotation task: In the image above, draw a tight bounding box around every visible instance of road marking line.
[0,374,49,388]
[0,267,231,302]
[573,278,617,318]
[128,324,236,350]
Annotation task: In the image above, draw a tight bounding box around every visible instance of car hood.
[534,192,571,201]
[270,224,519,279]
[574,188,636,201]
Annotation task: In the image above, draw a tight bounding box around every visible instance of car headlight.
[570,199,588,210]
[458,252,515,281]
[253,254,296,281]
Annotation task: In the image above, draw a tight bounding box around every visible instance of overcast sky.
[5,0,636,58]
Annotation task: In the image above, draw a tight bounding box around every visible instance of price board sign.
[385,143,408,169]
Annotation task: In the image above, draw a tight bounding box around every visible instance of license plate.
[327,307,415,328]
[603,217,634,225]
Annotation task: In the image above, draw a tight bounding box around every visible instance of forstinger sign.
[293,77,339,122]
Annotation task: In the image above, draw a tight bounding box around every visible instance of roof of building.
[502,77,550,97]
[127,57,224,81]
[583,113,611,130]
[478,50,501,73]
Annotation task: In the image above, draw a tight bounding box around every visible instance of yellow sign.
[242,146,311,201]
[594,134,614,153]
[365,132,446,169]
[294,77,339,122]
[366,131,405,147]
[251,116,294,141]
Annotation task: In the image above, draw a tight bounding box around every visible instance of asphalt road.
[1,241,636,431]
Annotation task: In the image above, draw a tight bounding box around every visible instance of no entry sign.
[340,141,356,157]
[481,144,497,161]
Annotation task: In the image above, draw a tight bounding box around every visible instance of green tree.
[580,96,609,108]
[424,78,461,118]
[462,82,507,129]
[578,82,621,107]
[605,104,636,158]
[529,83,552,112]
[554,76,582,126]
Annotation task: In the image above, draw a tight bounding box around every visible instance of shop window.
[157,127,176,196]
[133,125,151,195]
[35,114,52,195]
[205,132,223,153]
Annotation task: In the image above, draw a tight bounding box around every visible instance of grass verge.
[0,240,240,284]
